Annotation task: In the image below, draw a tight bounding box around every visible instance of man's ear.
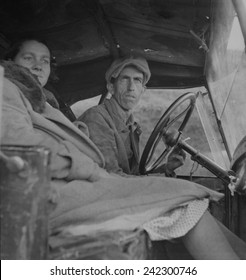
[142,85,146,94]
[107,83,114,95]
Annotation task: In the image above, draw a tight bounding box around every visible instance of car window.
[71,96,101,118]
[205,2,246,156]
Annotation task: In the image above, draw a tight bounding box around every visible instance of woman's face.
[14,40,51,87]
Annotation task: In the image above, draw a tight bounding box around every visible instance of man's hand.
[165,146,186,175]
[163,129,179,146]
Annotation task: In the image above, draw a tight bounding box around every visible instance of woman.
[4,37,60,109]
[4,37,77,121]
[1,38,246,259]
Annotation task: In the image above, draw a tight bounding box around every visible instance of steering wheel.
[139,92,198,174]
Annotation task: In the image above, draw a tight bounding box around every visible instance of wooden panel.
[111,23,205,67]
[0,0,211,102]
[50,230,151,260]
[0,146,50,259]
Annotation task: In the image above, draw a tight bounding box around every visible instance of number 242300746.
[143,266,198,276]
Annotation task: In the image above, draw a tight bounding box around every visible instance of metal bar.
[0,66,3,144]
[177,139,234,184]
[84,0,121,59]
[195,91,230,169]
[204,79,233,161]
[203,79,233,229]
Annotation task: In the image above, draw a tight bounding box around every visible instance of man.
[79,56,185,175]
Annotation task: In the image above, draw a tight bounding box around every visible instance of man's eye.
[120,77,128,83]
[135,78,143,83]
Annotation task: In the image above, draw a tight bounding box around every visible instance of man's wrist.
[164,165,177,177]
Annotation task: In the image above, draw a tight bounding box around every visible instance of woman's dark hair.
[4,36,58,82]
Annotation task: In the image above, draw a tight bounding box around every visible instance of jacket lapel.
[104,98,141,173]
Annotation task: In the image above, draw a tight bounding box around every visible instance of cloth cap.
[105,56,151,85]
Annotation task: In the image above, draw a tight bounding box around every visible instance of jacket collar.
[104,97,133,131]
[1,60,46,113]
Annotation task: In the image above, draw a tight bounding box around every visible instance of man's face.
[14,40,51,87]
[111,66,145,111]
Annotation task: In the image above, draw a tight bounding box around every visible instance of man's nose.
[128,79,135,90]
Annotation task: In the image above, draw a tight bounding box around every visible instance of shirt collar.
[110,96,132,124]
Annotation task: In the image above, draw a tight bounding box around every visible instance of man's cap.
[105,56,151,85]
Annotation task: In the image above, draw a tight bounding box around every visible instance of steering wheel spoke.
[146,146,172,172]
[145,138,170,170]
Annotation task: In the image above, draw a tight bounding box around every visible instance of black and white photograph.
[0,0,246,274]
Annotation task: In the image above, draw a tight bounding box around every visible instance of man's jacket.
[80,97,141,175]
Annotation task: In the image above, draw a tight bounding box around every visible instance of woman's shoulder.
[3,76,19,90]
[2,77,25,105]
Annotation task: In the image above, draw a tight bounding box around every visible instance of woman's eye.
[43,59,50,65]
[23,56,32,61]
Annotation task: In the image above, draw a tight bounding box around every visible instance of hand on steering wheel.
[165,145,186,174]
[153,131,186,177]
[139,92,198,175]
